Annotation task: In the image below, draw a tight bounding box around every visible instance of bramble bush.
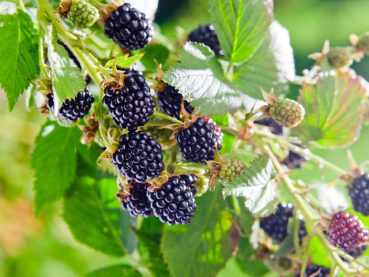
[2,0,369,276]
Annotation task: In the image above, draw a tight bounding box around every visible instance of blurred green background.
[1,0,369,276]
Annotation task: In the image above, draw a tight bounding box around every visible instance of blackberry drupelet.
[349,174,369,216]
[104,3,153,50]
[157,85,194,120]
[296,264,331,277]
[326,211,368,252]
[260,203,294,243]
[120,181,153,218]
[103,70,155,132]
[254,117,284,136]
[112,131,164,182]
[46,87,94,122]
[147,175,197,225]
[188,24,223,57]
[175,116,223,164]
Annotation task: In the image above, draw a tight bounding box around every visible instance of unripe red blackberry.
[326,211,368,253]
[46,87,94,122]
[175,116,223,164]
[104,3,153,50]
[358,32,369,55]
[67,0,99,28]
[112,131,164,183]
[296,264,330,277]
[269,98,305,128]
[119,181,153,218]
[103,70,155,132]
[218,159,246,185]
[260,203,294,243]
[348,174,369,216]
[147,175,197,225]
[188,24,223,57]
[157,85,194,120]
[326,47,354,69]
[254,117,284,136]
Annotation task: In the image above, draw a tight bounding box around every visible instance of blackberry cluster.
[120,181,153,218]
[112,131,164,182]
[296,264,331,277]
[326,211,368,252]
[260,203,294,243]
[254,117,283,136]
[147,175,197,225]
[157,85,194,120]
[46,87,94,122]
[104,3,153,50]
[283,151,306,169]
[103,70,155,132]
[349,174,369,216]
[188,24,223,57]
[175,116,223,164]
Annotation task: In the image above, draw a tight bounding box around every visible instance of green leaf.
[86,264,142,277]
[0,10,39,111]
[161,186,235,277]
[47,25,85,110]
[132,219,170,277]
[223,156,277,216]
[31,121,80,214]
[233,21,295,100]
[163,42,240,115]
[309,236,331,268]
[292,71,367,148]
[209,0,273,64]
[138,44,169,71]
[63,177,127,257]
[105,53,144,68]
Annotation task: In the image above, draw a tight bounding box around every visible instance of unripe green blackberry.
[326,47,354,69]
[218,159,246,185]
[269,99,305,128]
[67,0,99,28]
[141,126,175,150]
[358,32,369,55]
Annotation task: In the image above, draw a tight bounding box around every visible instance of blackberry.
[358,32,369,55]
[217,159,246,185]
[175,116,223,164]
[296,264,330,277]
[46,87,94,122]
[188,24,223,57]
[157,85,194,120]
[269,98,305,128]
[67,0,99,28]
[254,117,283,136]
[147,175,197,225]
[142,125,175,150]
[326,211,368,252]
[112,131,164,182]
[326,47,354,69]
[298,218,308,245]
[260,203,294,243]
[104,3,153,50]
[283,151,305,169]
[180,174,197,196]
[349,174,369,216]
[120,181,153,218]
[103,70,155,132]
[348,244,368,259]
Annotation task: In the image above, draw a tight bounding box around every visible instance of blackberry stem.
[264,144,356,276]
[153,110,184,125]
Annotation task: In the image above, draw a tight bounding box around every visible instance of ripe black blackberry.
[120,181,153,218]
[112,131,164,182]
[326,211,368,252]
[103,70,155,132]
[175,116,223,164]
[188,24,223,57]
[254,117,283,136]
[147,175,197,225]
[104,3,153,50]
[296,264,330,277]
[46,87,94,122]
[283,151,306,169]
[349,174,369,216]
[157,85,194,120]
[260,203,294,243]
[298,218,308,245]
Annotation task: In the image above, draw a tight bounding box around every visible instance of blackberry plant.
[5,0,369,276]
